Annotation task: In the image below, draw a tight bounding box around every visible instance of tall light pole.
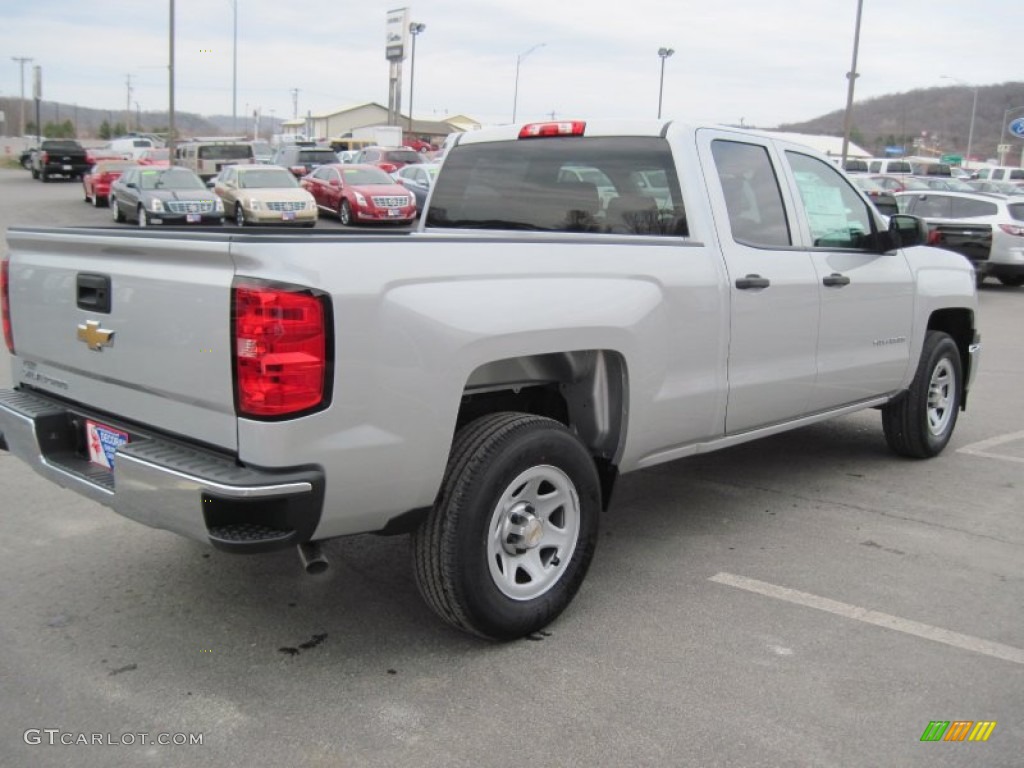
[512,43,545,123]
[840,0,865,167]
[168,0,176,165]
[11,57,32,138]
[999,105,1024,166]
[408,22,426,135]
[232,0,237,133]
[941,76,978,170]
[657,47,674,119]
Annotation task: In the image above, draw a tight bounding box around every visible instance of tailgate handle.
[77,273,112,313]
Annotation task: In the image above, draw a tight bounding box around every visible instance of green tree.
[61,119,75,138]
[98,120,111,140]
[112,121,126,137]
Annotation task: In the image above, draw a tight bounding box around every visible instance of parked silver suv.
[895,191,1024,286]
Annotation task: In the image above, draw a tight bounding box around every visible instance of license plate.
[186,213,201,223]
[282,211,296,221]
[62,164,72,171]
[85,419,130,470]
[387,208,401,217]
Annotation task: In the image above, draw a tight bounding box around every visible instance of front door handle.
[735,274,770,290]
[822,273,851,287]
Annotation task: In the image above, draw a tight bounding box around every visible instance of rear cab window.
[426,136,688,236]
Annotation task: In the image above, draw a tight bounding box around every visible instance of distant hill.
[776,82,1024,164]
[0,98,281,141]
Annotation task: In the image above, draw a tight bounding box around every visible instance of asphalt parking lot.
[0,167,1021,767]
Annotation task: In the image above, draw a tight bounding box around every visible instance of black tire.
[41,171,49,183]
[338,200,352,225]
[235,203,246,227]
[882,331,961,458]
[412,412,601,640]
[111,196,125,223]
[997,275,1024,287]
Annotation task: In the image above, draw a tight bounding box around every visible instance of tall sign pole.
[32,65,41,142]
[11,57,33,138]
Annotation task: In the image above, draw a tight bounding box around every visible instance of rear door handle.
[735,274,770,290]
[822,273,851,287]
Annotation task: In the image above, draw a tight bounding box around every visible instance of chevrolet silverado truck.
[30,139,91,182]
[0,121,981,640]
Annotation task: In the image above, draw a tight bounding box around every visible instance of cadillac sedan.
[110,167,225,227]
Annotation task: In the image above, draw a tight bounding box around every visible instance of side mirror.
[888,214,927,249]
[125,182,138,189]
[206,179,217,188]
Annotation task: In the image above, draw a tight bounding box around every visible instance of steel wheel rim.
[138,208,147,227]
[926,359,955,435]
[486,465,580,601]
[111,198,118,221]
[236,205,245,226]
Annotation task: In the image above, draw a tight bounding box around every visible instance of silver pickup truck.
[0,121,980,640]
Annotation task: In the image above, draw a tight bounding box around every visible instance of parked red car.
[137,148,171,167]
[301,164,416,225]
[82,161,137,207]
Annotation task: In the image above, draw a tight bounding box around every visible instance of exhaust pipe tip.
[297,542,329,575]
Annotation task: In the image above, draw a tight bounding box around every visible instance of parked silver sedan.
[110,167,225,226]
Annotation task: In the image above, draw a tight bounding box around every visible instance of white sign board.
[386,7,409,60]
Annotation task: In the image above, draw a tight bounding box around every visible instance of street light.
[11,57,33,138]
[231,0,237,134]
[512,43,545,123]
[941,75,978,170]
[840,0,864,167]
[408,22,426,135]
[657,47,674,119]
[999,105,1024,166]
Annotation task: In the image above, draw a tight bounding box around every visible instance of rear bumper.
[0,388,324,553]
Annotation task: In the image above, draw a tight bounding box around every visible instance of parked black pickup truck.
[925,222,992,285]
[30,140,91,182]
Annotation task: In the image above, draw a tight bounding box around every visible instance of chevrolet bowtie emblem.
[77,320,115,351]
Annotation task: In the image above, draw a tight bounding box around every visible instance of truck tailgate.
[5,228,238,451]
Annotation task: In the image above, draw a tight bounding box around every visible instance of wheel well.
[927,308,975,406]
[457,350,627,508]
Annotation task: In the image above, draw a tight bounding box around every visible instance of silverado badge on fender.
[77,320,115,351]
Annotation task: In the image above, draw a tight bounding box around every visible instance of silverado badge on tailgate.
[77,320,115,351]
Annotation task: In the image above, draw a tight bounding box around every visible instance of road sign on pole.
[1009,118,1024,139]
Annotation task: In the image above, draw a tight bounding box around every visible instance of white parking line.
[957,430,1024,464]
[709,572,1024,666]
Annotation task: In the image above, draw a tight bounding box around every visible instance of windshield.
[238,169,299,188]
[341,167,395,185]
[251,141,271,155]
[197,144,253,160]
[140,169,205,190]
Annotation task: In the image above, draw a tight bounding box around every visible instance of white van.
[867,158,914,175]
[975,166,1024,181]
[109,137,155,160]
[175,140,255,180]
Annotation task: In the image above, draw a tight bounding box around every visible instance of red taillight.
[927,230,942,246]
[1,257,13,354]
[379,163,398,173]
[233,282,330,418]
[41,151,49,164]
[998,223,1024,237]
[519,121,586,139]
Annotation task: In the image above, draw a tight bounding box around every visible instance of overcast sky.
[1,0,1017,130]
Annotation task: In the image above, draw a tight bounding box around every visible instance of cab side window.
[786,151,875,249]
[711,140,791,247]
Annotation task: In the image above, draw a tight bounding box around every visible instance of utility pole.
[291,88,299,120]
[11,56,33,137]
[231,0,237,133]
[125,74,133,132]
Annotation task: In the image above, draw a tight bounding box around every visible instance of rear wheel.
[31,168,39,179]
[93,192,102,208]
[882,331,961,458]
[412,413,601,640]
[41,171,49,183]
[998,275,1024,287]
[338,200,352,225]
